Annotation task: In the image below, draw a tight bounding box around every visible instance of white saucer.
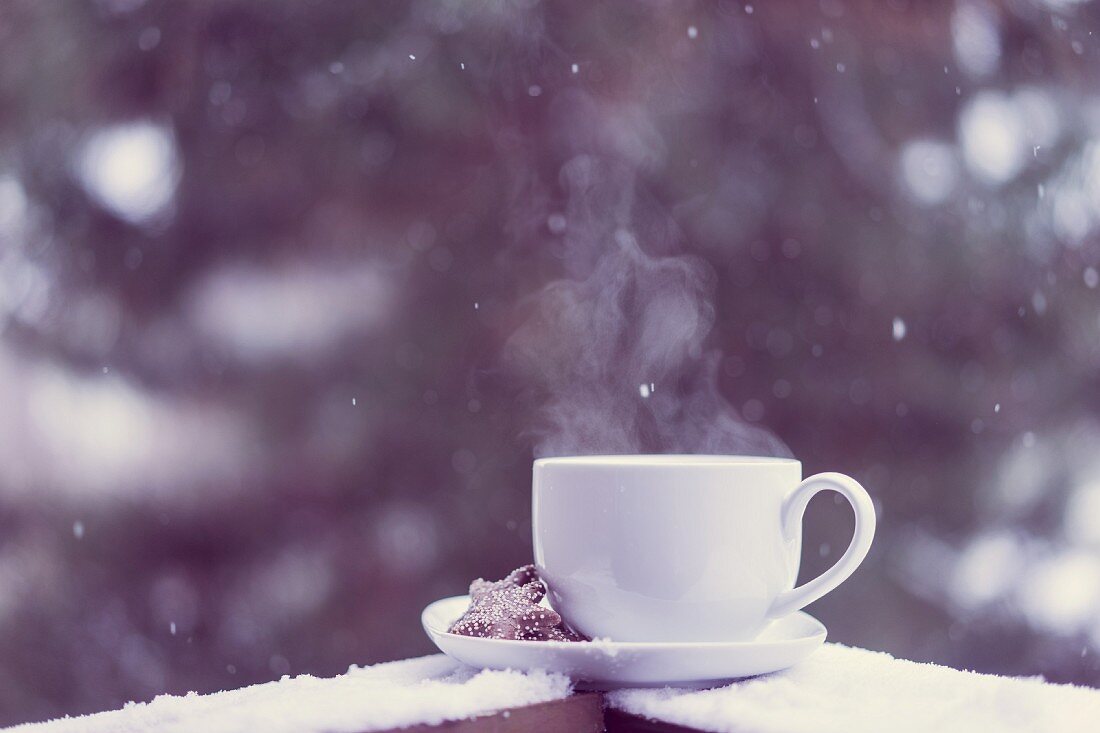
[421,595,827,688]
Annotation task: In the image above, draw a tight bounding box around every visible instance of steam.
[503,155,790,458]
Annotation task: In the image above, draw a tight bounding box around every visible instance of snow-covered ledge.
[607,644,1100,733]
[8,645,1100,732]
[7,656,576,733]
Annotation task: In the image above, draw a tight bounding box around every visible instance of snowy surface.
[607,643,1100,733]
[9,655,572,733]
[12,645,1100,732]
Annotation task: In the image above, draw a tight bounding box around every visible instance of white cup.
[532,455,875,642]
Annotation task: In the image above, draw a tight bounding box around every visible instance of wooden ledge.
[381,693,702,733]
[393,693,605,733]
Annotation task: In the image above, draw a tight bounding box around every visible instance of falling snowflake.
[892,317,907,341]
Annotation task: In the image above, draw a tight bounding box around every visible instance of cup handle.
[766,472,876,619]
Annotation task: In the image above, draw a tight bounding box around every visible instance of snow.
[11,655,572,733]
[0,348,251,501]
[606,643,1100,733]
[187,261,393,364]
[12,644,1100,732]
[899,140,958,205]
[76,122,180,224]
[948,532,1020,610]
[1018,551,1100,636]
[951,2,1000,77]
[1066,479,1100,546]
[958,92,1026,185]
[892,317,907,341]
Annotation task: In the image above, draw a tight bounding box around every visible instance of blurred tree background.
[2,0,1100,725]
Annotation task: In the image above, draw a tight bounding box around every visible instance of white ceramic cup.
[533,455,875,642]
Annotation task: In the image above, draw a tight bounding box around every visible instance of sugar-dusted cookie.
[449,565,587,641]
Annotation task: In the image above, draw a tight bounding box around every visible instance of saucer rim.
[421,594,827,650]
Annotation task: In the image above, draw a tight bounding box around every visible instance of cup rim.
[534,454,800,468]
